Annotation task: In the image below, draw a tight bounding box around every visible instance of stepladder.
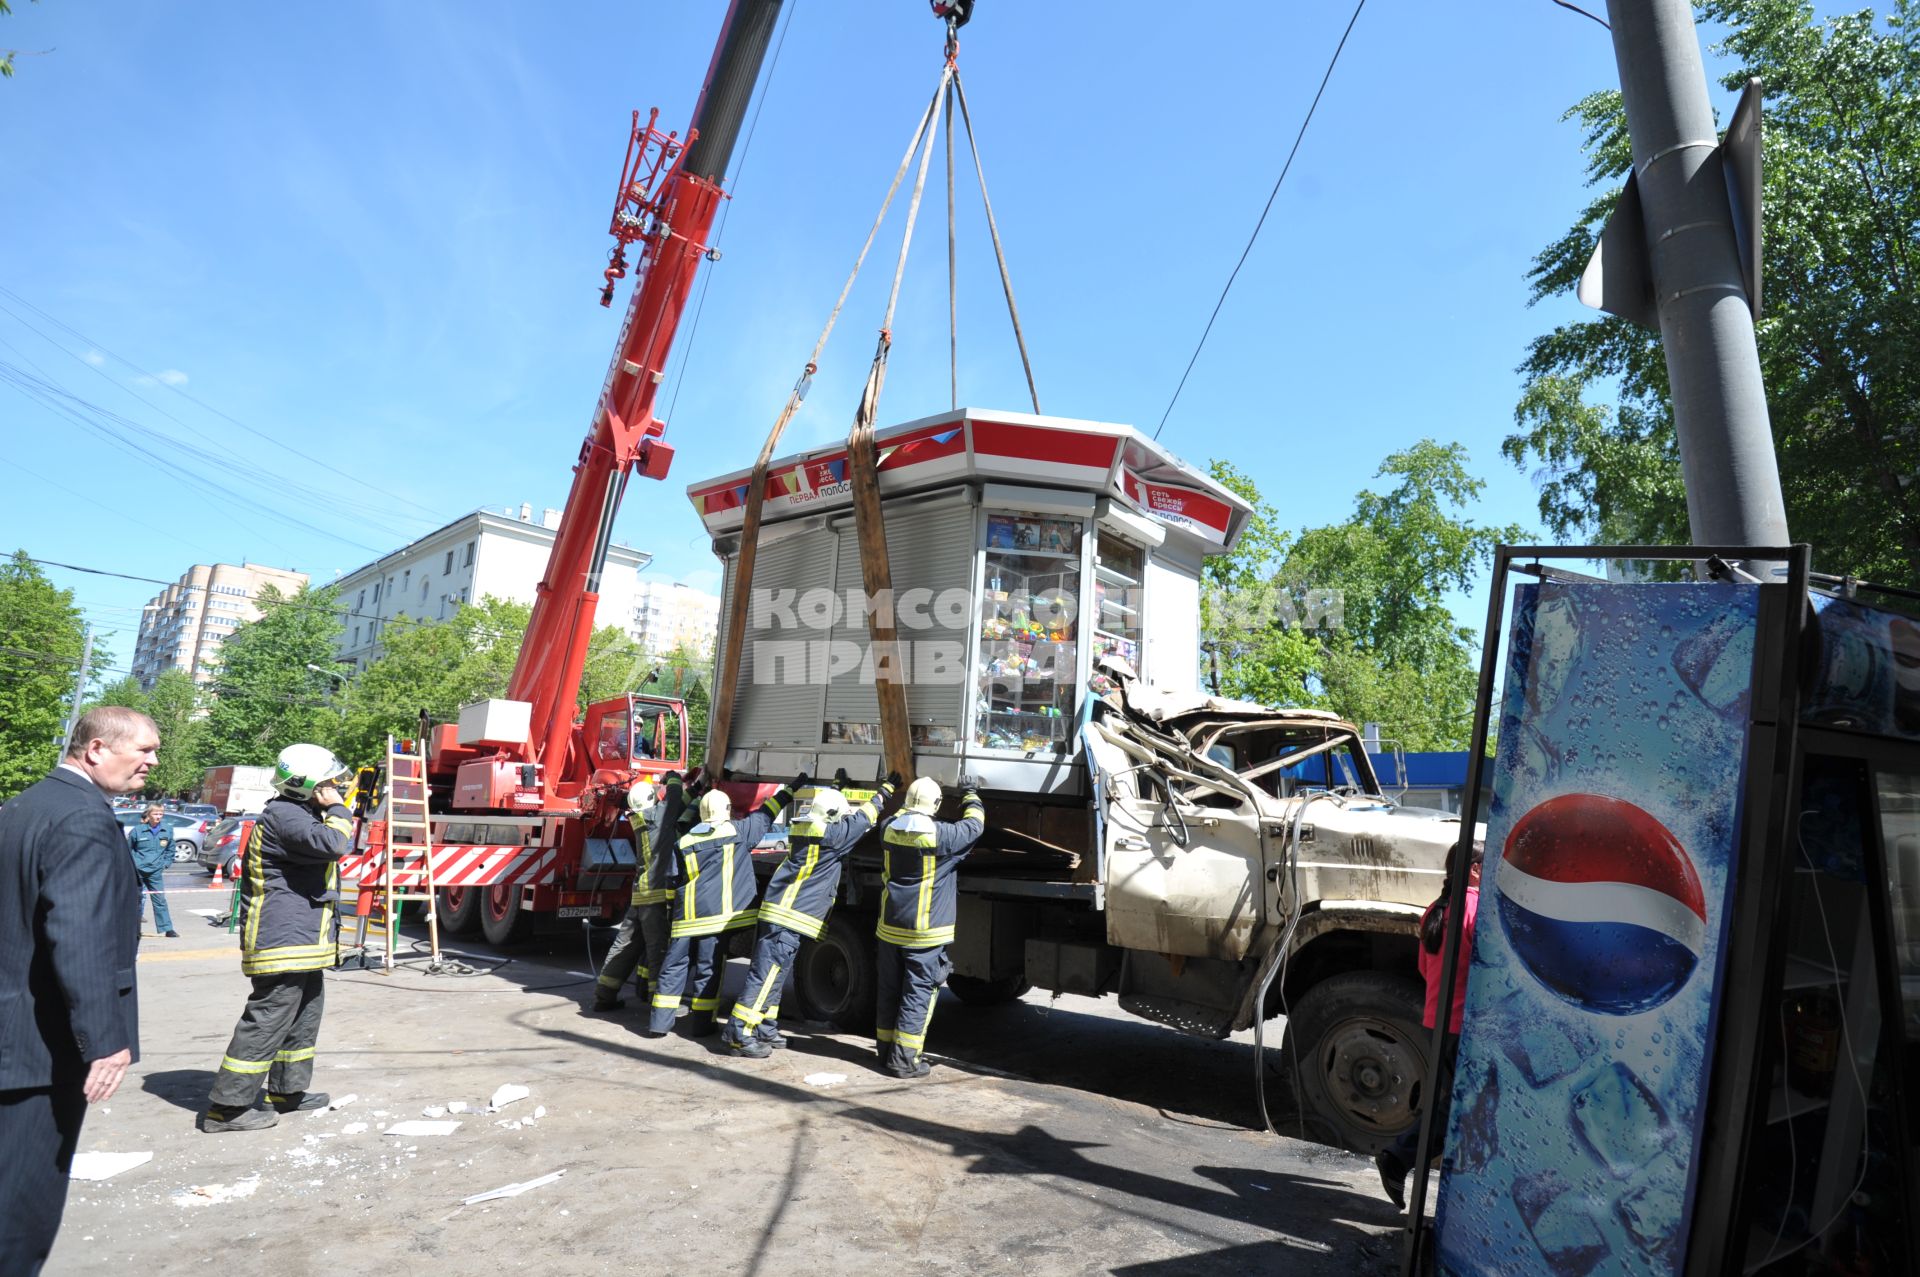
[339,736,444,973]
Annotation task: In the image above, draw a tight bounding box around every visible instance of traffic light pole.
[1605,0,1789,558]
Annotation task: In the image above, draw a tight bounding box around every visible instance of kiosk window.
[977,514,1081,752]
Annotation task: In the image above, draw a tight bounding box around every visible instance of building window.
[444,550,454,574]
[464,542,474,567]
[373,581,381,603]
[352,625,360,647]
[403,569,411,591]
[357,589,365,610]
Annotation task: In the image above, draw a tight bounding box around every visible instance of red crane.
[431,0,790,815]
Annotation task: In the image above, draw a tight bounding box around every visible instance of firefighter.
[645,772,799,1038]
[586,776,678,1012]
[724,769,901,1058]
[199,744,354,1133]
[874,774,985,1079]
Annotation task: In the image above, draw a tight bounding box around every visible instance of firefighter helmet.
[902,776,942,815]
[272,743,351,800]
[808,787,851,826]
[698,788,732,825]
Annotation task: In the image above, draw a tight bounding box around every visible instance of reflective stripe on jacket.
[876,792,984,948]
[756,783,891,940]
[238,796,352,976]
[628,805,671,906]
[668,785,791,939]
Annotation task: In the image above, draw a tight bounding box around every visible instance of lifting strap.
[708,30,1039,784]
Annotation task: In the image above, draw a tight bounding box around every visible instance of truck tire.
[438,886,482,937]
[1284,970,1431,1154]
[792,913,877,1033]
[946,973,1032,1007]
[479,884,534,947]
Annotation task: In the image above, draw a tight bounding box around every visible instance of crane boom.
[504,0,787,802]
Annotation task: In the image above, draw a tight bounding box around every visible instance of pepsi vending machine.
[1404,545,1920,1277]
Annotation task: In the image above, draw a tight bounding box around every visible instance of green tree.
[198,584,345,766]
[1283,441,1524,750]
[1200,460,1318,704]
[93,674,148,709]
[0,550,89,797]
[649,641,712,768]
[144,670,209,796]
[0,0,42,80]
[1509,0,1920,585]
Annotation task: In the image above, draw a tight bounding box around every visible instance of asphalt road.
[53,868,1408,1276]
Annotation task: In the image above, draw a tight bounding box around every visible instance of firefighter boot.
[198,1107,279,1133]
[266,1091,331,1113]
[734,1038,773,1060]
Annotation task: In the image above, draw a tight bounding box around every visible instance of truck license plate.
[556,905,602,919]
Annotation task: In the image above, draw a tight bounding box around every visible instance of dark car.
[198,815,257,878]
[116,811,209,862]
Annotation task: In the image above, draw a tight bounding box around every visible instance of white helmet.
[273,743,351,800]
[698,788,732,825]
[902,776,942,815]
[807,787,850,826]
[627,782,658,815]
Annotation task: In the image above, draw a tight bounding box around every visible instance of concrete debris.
[461,1169,566,1205]
[803,1073,847,1088]
[447,1101,469,1113]
[69,1151,152,1181]
[383,1120,461,1137]
[494,1119,523,1131]
[339,1122,368,1135]
[173,1175,261,1208]
[326,1095,358,1112]
[533,1106,546,1120]
[488,1083,530,1111]
[421,1106,448,1119]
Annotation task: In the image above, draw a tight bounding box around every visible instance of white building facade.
[131,561,310,688]
[332,505,652,669]
[631,579,721,661]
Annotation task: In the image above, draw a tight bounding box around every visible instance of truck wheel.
[438,886,482,936]
[792,913,876,1033]
[479,884,534,947]
[946,974,1032,1007]
[1285,970,1431,1153]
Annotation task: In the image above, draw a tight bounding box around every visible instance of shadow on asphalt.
[516,1017,1403,1276]
[371,923,1330,1143]
[142,1067,218,1113]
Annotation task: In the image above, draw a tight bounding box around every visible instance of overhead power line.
[1152,0,1369,441]
[0,285,450,523]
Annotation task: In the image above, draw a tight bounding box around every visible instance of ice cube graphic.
[1617,1150,1686,1256]
[1496,993,1601,1087]
[1570,1060,1673,1178]
[1511,1170,1611,1276]
[1671,609,1755,718]
[1524,592,1581,720]
[1447,1052,1500,1174]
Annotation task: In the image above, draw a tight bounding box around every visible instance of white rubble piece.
[461,1169,566,1205]
[487,1083,531,1111]
[173,1175,261,1208]
[421,1105,448,1118]
[803,1073,847,1088]
[69,1151,152,1181]
[339,1122,369,1135]
[383,1120,462,1137]
[325,1094,358,1112]
[447,1101,469,1113]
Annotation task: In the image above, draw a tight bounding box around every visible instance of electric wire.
[1549,0,1611,31]
[0,284,449,522]
[1152,0,1369,441]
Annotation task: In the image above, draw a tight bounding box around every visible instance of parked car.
[197,815,257,878]
[115,811,209,862]
[178,803,221,821]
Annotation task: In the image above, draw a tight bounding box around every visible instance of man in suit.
[0,705,154,1275]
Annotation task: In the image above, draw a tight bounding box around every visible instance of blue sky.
[2,1,1769,672]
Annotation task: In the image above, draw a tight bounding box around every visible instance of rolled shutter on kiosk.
[824,492,974,743]
[721,526,834,750]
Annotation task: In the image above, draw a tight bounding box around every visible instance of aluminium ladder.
[342,735,443,973]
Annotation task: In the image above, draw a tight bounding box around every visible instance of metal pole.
[58,624,95,758]
[1605,0,1788,555]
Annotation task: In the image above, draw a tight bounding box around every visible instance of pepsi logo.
[1497,793,1706,1016]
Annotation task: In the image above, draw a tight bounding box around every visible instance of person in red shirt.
[1376,840,1481,1210]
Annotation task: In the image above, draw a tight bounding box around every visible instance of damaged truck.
[680,407,1479,1149]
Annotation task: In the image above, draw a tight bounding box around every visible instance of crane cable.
[707,20,1041,781]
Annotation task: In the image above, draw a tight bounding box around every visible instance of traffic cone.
[210,861,225,889]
